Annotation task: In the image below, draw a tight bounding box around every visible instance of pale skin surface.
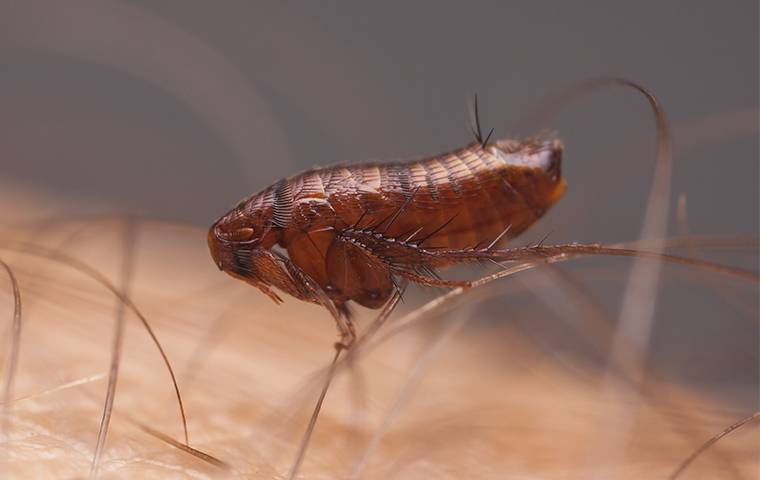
[0,189,757,479]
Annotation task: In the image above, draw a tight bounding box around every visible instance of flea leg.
[333,307,357,351]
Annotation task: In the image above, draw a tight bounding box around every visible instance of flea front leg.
[279,254,356,350]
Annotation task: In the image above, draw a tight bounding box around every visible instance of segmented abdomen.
[278,140,564,251]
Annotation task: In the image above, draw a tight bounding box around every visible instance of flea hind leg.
[394,269,473,289]
[339,229,478,290]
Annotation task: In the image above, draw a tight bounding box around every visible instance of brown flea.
[209,137,566,346]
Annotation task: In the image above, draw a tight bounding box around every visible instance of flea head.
[208,204,286,303]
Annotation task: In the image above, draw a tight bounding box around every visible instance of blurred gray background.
[0,2,757,397]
